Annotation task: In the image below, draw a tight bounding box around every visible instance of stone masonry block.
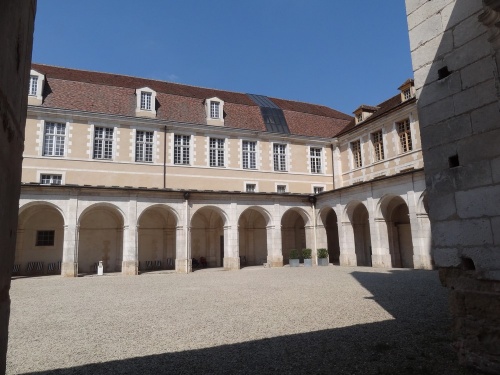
[405,0,431,17]
[461,57,496,90]
[455,160,493,191]
[453,13,488,49]
[418,95,455,126]
[407,0,454,31]
[421,142,458,176]
[456,185,500,219]
[409,13,443,52]
[428,192,457,221]
[492,158,500,184]
[420,114,472,149]
[471,102,500,134]
[459,129,500,165]
[432,247,461,267]
[417,71,462,107]
[447,34,492,73]
[432,218,493,247]
[492,216,500,246]
[453,79,497,117]
[410,30,453,71]
[440,0,483,30]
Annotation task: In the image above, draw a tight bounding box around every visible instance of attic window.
[205,97,225,125]
[27,69,45,105]
[135,87,156,118]
[403,88,411,100]
[356,113,363,123]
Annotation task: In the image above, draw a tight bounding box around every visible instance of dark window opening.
[36,230,55,246]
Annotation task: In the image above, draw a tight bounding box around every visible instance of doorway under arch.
[383,197,414,268]
[349,203,372,267]
[320,208,340,264]
[281,209,307,265]
[238,208,268,266]
[191,207,225,268]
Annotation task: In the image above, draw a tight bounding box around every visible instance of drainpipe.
[184,191,190,273]
[163,126,167,189]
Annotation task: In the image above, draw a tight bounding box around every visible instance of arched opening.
[191,207,225,268]
[138,206,177,272]
[384,197,414,268]
[281,209,306,265]
[320,208,340,264]
[238,208,268,267]
[351,203,372,267]
[78,205,124,274]
[16,203,65,275]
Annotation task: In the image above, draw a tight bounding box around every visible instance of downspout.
[184,191,190,273]
[163,125,167,189]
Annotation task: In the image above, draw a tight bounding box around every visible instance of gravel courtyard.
[7,266,482,375]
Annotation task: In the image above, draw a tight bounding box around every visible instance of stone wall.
[406,0,500,372]
[0,1,36,373]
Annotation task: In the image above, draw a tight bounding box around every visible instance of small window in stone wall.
[36,230,55,246]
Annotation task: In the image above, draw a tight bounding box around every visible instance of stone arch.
[380,195,414,268]
[238,207,269,267]
[78,203,124,274]
[345,201,372,267]
[16,202,65,275]
[137,205,178,272]
[190,206,227,268]
[318,206,340,264]
[281,207,309,264]
[417,190,429,215]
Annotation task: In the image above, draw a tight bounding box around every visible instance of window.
[372,131,384,162]
[93,127,114,159]
[351,140,362,169]
[310,147,322,173]
[313,186,324,194]
[403,88,412,100]
[135,131,154,162]
[277,185,286,193]
[174,135,190,165]
[40,174,62,185]
[36,230,55,246]
[273,144,287,171]
[43,122,66,156]
[210,101,220,119]
[246,183,256,193]
[209,138,225,167]
[140,92,152,110]
[29,75,38,96]
[397,119,412,153]
[356,113,363,123]
[242,140,256,169]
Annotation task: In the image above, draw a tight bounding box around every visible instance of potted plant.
[289,249,300,267]
[317,248,329,266]
[302,248,312,267]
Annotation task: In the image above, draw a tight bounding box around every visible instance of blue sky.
[32,1,412,115]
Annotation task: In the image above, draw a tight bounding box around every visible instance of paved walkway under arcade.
[7,266,481,375]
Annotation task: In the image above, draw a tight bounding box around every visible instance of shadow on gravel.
[22,270,481,375]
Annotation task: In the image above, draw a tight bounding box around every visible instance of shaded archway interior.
[191,207,224,267]
[281,209,306,264]
[382,197,414,268]
[238,208,268,266]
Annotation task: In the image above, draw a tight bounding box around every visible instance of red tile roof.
[32,64,352,138]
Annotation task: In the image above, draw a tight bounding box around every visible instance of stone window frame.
[350,139,362,169]
[208,137,226,167]
[396,118,413,154]
[42,121,67,157]
[92,126,115,160]
[38,171,65,185]
[28,69,44,105]
[272,142,288,172]
[173,133,192,165]
[313,185,326,194]
[309,146,323,174]
[244,181,258,193]
[135,87,157,118]
[241,139,258,170]
[205,97,225,126]
[275,183,288,193]
[371,130,385,162]
[134,129,155,163]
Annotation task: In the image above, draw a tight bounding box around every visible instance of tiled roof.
[337,94,415,137]
[32,64,352,138]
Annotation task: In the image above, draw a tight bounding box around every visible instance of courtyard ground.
[7,266,483,374]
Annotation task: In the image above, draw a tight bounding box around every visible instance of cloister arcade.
[15,173,432,277]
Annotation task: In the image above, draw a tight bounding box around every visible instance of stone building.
[17,64,432,277]
[406,0,500,373]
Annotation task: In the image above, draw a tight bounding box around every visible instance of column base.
[440,268,500,374]
[121,261,138,276]
[176,258,191,273]
[339,253,357,267]
[267,256,283,268]
[223,257,240,270]
[413,254,434,269]
[61,262,78,277]
[371,254,392,268]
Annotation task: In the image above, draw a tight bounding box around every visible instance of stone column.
[412,213,432,269]
[316,223,328,263]
[122,198,138,275]
[61,224,78,277]
[370,218,392,268]
[339,221,357,266]
[175,225,190,273]
[266,224,283,267]
[223,224,240,270]
[305,225,317,264]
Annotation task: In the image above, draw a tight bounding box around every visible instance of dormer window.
[398,79,415,101]
[353,105,378,125]
[135,87,156,118]
[210,101,220,118]
[205,97,224,126]
[140,91,152,110]
[29,76,38,96]
[27,69,45,105]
